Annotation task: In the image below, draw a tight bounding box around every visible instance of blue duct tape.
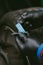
[37,44,43,60]
[16,23,27,33]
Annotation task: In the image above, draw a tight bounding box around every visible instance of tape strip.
[16,23,27,33]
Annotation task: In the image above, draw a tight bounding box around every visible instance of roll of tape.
[37,44,43,60]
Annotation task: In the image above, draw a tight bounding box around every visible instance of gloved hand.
[0,7,43,65]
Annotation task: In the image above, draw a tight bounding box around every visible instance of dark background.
[0,0,41,18]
